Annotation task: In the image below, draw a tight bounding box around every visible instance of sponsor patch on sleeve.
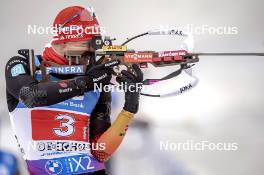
[11,64,26,77]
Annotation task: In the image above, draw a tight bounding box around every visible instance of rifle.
[18,28,264,97]
[92,29,264,97]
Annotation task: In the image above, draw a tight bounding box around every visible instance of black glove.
[74,60,120,93]
[116,64,143,114]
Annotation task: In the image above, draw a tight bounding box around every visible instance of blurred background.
[0,0,264,174]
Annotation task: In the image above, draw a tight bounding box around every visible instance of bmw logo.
[45,160,63,175]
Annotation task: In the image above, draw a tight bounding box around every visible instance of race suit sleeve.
[5,56,83,112]
[90,91,134,162]
[89,91,112,161]
[91,111,134,162]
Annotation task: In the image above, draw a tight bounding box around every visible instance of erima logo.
[46,66,84,74]
[180,84,193,93]
[59,25,83,33]
[93,73,107,82]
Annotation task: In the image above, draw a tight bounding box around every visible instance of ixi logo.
[180,84,193,93]
[45,160,63,175]
[168,29,183,35]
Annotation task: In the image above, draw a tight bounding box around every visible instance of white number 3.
[53,114,75,137]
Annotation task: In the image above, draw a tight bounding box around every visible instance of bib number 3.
[31,110,89,141]
[53,114,75,137]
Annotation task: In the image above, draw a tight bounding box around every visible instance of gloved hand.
[74,60,120,93]
[116,64,143,114]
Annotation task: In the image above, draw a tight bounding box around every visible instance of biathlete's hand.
[116,64,143,114]
[87,60,120,88]
[74,60,120,93]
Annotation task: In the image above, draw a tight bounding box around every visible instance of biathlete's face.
[64,40,95,52]
[63,40,95,65]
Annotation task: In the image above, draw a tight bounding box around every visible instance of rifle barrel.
[192,53,264,56]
